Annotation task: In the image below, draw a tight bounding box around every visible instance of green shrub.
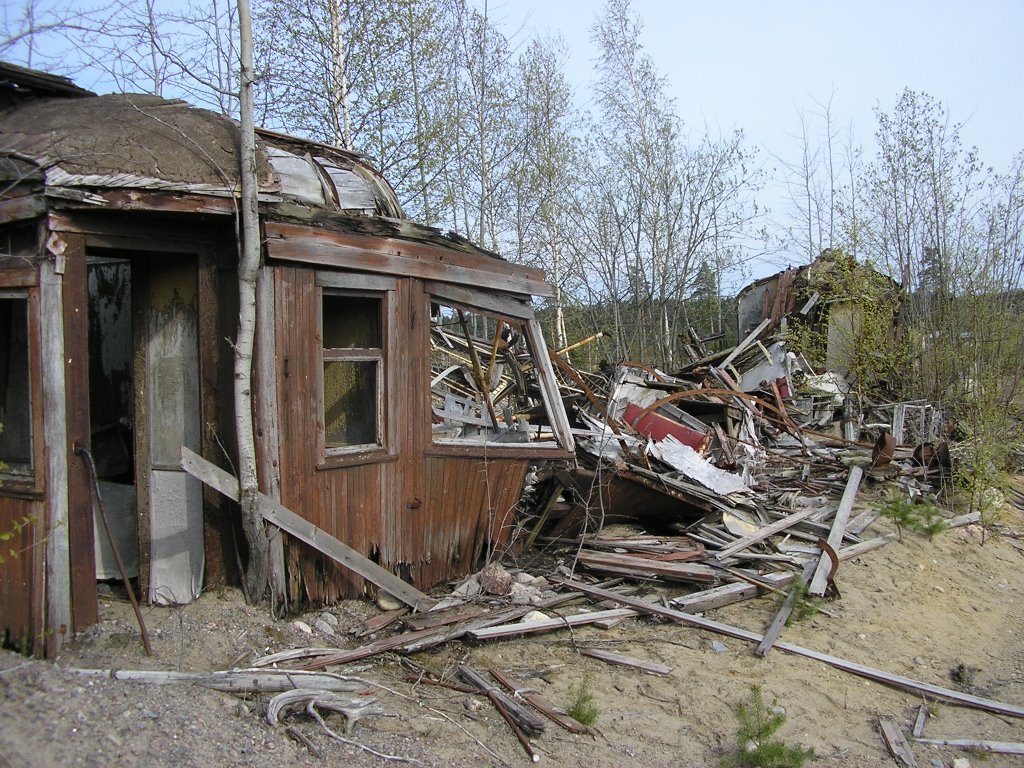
[724,686,814,768]
[566,674,599,726]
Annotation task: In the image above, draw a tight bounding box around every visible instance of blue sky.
[508,0,1023,171]
[500,0,1024,281]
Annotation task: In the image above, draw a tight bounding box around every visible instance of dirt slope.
[1,506,1021,768]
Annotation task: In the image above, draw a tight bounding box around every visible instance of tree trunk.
[235,0,268,603]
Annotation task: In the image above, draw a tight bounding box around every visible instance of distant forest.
[4,0,1024,469]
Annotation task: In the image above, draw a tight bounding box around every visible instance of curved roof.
[0,91,405,218]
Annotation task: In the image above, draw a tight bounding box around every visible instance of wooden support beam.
[809,467,863,596]
[40,253,71,657]
[181,447,435,613]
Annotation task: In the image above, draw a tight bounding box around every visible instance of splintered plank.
[579,648,672,676]
[489,668,590,733]
[879,716,919,767]
[181,447,435,612]
[576,550,718,583]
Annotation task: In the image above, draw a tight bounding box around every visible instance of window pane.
[0,297,31,471]
[430,300,554,446]
[324,360,378,447]
[323,295,381,348]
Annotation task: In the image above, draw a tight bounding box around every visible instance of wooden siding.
[0,496,43,652]
[416,456,529,587]
[61,233,98,631]
[270,265,536,604]
[265,221,553,298]
[274,266,389,604]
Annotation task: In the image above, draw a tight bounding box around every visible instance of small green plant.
[566,674,599,726]
[784,577,822,625]
[723,686,814,768]
[0,514,36,564]
[877,492,947,541]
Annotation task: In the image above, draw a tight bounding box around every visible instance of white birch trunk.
[235,0,267,602]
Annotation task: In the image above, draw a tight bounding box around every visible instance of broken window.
[0,293,31,475]
[321,292,384,452]
[429,293,568,449]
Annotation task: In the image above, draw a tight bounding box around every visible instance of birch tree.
[234,0,268,602]
[507,35,580,350]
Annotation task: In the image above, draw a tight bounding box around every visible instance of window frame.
[315,272,396,468]
[0,285,40,489]
[425,281,574,457]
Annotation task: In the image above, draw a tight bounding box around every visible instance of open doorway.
[86,252,204,605]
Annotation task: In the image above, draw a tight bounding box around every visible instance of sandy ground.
[1,499,1022,768]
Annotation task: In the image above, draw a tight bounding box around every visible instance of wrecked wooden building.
[735,251,901,383]
[0,63,573,655]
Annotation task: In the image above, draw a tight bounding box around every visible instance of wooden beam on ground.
[577,550,718,583]
[70,667,364,693]
[579,648,672,676]
[714,505,822,560]
[756,557,818,657]
[489,668,589,734]
[466,607,639,641]
[808,467,863,596]
[555,578,1024,720]
[913,738,1024,756]
[879,716,919,767]
[181,447,435,612]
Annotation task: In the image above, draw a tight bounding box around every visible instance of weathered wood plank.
[466,608,639,641]
[577,550,718,583]
[912,704,928,739]
[913,738,1024,755]
[755,557,818,657]
[254,267,286,607]
[808,466,863,595]
[879,716,919,767]
[180,447,435,612]
[489,668,589,734]
[70,667,364,693]
[579,648,672,676]
[40,252,71,656]
[265,221,552,297]
[60,233,98,631]
[714,505,822,560]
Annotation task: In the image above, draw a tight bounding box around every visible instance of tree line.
[5,0,1024,477]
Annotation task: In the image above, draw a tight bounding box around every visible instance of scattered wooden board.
[580,648,672,676]
[879,716,918,767]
